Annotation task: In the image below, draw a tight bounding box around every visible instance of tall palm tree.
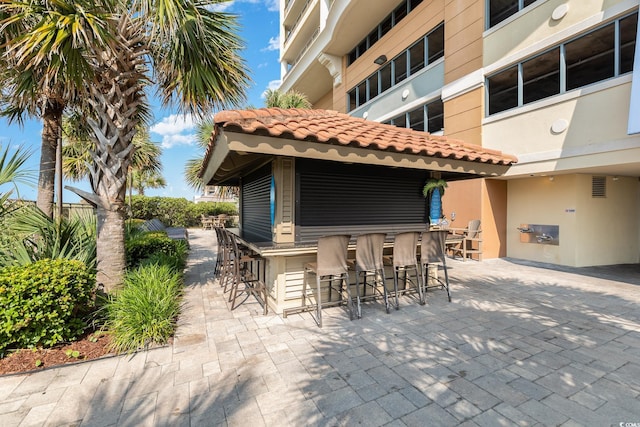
[0,5,87,218]
[2,0,249,292]
[184,118,214,193]
[61,115,164,205]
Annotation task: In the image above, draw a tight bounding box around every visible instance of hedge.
[0,259,95,355]
[129,196,237,227]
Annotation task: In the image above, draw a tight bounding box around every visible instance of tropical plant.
[2,0,250,292]
[0,206,97,268]
[264,89,312,109]
[103,263,183,353]
[184,89,309,196]
[184,118,214,193]
[0,2,93,218]
[423,178,448,224]
[61,116,164,202]
[130,169,166,196]
[0,144,33,219]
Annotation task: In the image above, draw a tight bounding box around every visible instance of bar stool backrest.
[392,232,420,267]
[316,235,351,277]
[355,233,386,271]
[421,230,448,264]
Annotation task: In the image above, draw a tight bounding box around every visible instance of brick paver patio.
[1,228,639,426]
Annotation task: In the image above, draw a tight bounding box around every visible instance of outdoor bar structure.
[200,108,517,314]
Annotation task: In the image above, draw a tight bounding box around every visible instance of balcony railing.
[285,26,320,76]
[284,0,313,43]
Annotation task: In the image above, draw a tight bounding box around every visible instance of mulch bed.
[0,332,113,376]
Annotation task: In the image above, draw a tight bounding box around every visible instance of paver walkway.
[1,229,640,426]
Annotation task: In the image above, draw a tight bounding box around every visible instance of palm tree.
[185,89,310,197]
[264,89,311,109]
[130,169,166,196]
[0,8,84,218]
[2,0,249,292]
[62,115,164,206]
[184,118,215,193]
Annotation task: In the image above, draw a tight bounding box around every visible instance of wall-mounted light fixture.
[373,55,387,65]
[549,176,554,181]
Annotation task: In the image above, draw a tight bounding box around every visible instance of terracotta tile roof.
[201,108,517,176]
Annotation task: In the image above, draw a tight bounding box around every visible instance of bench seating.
[141,218,189,241]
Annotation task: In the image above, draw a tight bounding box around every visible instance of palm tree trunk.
[83,16,144,292]
[96,201,127,291]
[38,100,64,218]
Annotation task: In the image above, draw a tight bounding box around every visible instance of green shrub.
[0,259,95,355]
[126,232,188,269]
[104,264,183,353]
[139,249,188,273]
[129,195,237,227]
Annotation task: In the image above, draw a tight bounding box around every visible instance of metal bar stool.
[303,234,352,327]
[420,230,452,302]
[227,232,268,315]
[384,231,424,308]
[352,233,388,318]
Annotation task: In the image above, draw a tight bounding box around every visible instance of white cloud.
[264,0,279,12]
[209,0,277,12]
[206,1,234,12]
[261,79,282,99]
[150,114,197,149]
[262,35,280,52]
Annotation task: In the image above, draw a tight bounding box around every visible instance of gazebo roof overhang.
[200,108,517,186]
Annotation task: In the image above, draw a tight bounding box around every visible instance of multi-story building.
[278,0,640,267]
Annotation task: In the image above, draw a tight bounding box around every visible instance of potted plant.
[423,178,447,227]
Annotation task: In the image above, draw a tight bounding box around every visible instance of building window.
[620,13,638,73]
[395,51,408,84]
[347,23,444,112]
[488,0,538,28]
[409,39,425,75]
[486,12,637,115]
[347,0,420,66]
[522,47,560,104]
[487,65,518,115]
[385,98,444,133]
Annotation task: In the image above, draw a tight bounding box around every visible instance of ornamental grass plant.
[104,264,183,354]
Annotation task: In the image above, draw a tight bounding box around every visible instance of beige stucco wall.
[340,0,445,106]
[484,0,634,67]
[444,86,483,145]
[444,0,484,83]
[507,174,639,266]
[485,80,640,176]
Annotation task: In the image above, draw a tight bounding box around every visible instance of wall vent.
[592,176,606,198]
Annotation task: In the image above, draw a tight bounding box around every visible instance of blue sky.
[0,0,281,203]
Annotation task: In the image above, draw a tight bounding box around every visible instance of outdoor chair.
[213,226,225,279]
[448,219,482,261]
[201,214,214,230]
[303,234,353,327]
[351,233,389,318]
[420,230,452,302]
[227,231,268,315]
[215,214,228,228]
[384,231,424,308]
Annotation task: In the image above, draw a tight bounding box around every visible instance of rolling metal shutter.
[241,164,271,242]
[297,159,427,227]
